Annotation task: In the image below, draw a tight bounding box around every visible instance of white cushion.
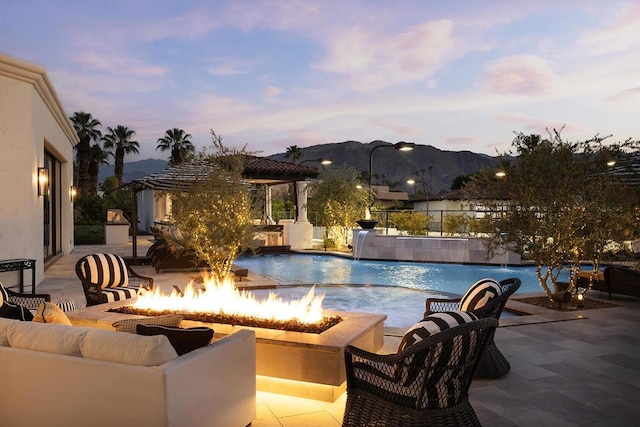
[459,278,502,311]
[6,321,91,356]
[81,328,178,366]
[0,317,19,346]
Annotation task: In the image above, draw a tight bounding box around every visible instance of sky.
[2,0,639,162]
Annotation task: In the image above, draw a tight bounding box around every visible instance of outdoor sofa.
[0,318,256,427]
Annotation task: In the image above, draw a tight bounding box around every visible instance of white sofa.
[0,318,256,427]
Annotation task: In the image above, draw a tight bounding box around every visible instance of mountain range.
[101,141,498,193]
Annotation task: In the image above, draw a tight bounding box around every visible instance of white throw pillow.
[81,328,178,366]
[33,302,73,325]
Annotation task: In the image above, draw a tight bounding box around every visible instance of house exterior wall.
[0,53,78,286]
[137,189,171,232]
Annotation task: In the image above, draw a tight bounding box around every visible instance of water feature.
[234,254,566,327]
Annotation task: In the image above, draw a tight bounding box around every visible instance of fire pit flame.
[132,275,326,325]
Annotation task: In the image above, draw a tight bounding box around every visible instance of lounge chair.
[424,278,521,378]
[600,265,640,299]
[76,253,154,306]
[343,316,498,427]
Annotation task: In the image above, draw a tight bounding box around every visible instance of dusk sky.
[2,0,639,161]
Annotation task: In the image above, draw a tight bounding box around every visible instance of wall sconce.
[38,167,49,196]
[70,186,78,202]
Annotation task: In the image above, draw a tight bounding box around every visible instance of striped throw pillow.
[396,311,479,388]
[398,310,479,353]
[459,278,502,312]
[81,254,129,289]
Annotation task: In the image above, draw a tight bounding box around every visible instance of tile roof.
[132,156,319,191]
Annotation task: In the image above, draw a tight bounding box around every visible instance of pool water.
[234,254,563,327]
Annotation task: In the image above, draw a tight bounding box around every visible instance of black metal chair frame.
[75,255,154,307]
[343,317,498,427]
[424,278,521,379]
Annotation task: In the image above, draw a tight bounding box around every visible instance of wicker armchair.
[5,287,51,310]
[424,278,521,379]
[343,317,498,427]
[600,266,640,299]
[76,254,154,307]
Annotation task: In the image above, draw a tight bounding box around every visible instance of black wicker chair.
[343,317,498,427]
[5,287,51,310]
[600,266,640,299]
[424,278,521,379]
[75,253,154,307]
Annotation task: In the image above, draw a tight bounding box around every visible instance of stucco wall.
[0,53,77,286]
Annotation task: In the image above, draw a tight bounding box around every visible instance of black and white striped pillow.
[398,310,479,353]
[459,278,502,312]
[396,311,479,388]
[81,254,129,289]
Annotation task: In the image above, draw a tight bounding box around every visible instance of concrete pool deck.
[38,238,640,426]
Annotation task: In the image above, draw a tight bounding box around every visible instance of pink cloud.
[577,3,640,55]
[263,85,284,98]
[484,55,556,96]
[313,19,462,92]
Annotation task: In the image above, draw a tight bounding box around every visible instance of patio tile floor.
[39,238,640,426]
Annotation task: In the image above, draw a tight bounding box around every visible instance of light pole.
[368,142,415,207]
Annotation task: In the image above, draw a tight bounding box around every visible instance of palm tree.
[70,112,102,196]
[88,143,110,194]
[102,125,139,185]
[156,128,195,166]
[284,145,303,164]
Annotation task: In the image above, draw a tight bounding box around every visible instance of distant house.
[412,190,509,233]
[0,53,78,287]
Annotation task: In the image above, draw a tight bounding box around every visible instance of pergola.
[127,156,320,260]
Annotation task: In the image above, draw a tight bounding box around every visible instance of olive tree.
[465,130,640,303]
[307,166,370,249]
[164,132,259,279]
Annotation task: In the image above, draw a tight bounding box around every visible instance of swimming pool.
[234,254,562,327]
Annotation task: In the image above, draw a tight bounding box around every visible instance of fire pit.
[67,277,386,402]
[110,305,342,334]
[108,277,342,333]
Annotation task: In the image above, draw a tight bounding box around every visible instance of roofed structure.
[132,156,320,191]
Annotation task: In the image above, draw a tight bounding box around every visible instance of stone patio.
[39,238,640,426]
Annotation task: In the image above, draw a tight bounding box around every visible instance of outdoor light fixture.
[300,157,333,166]
[37,167,49,196]
[495,171,506,178]
[368,142,415,196]
[70,186,78,202]
[607,159,617,167]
